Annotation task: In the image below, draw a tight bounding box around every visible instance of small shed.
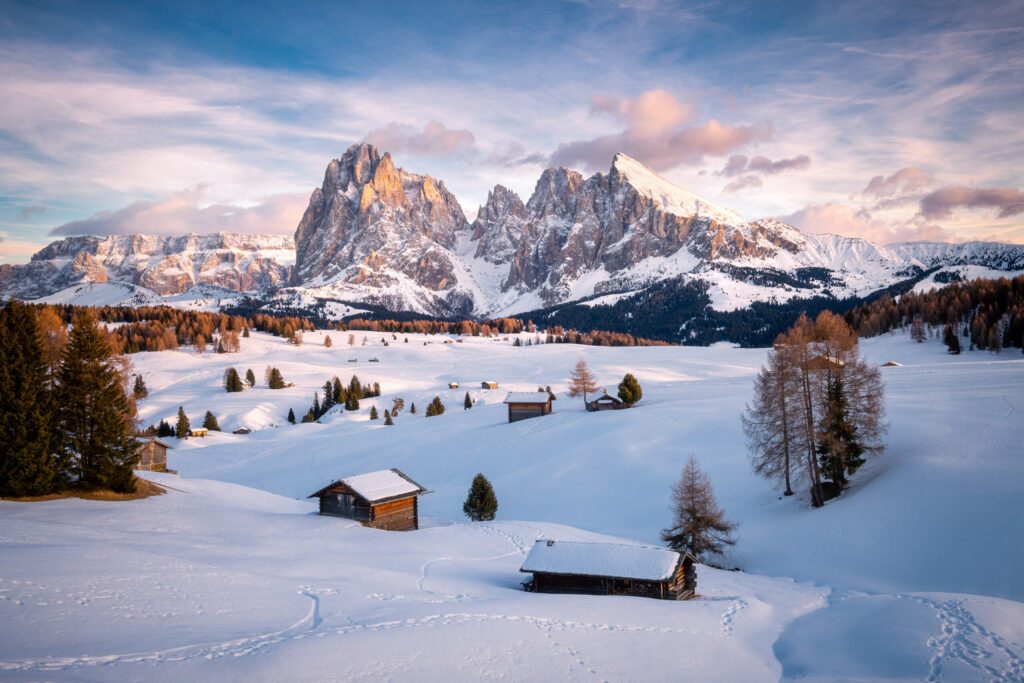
[521,540,696,600]
[233,427,251,435]
[189,427,209,438]
[503,391,554,423]
[587,392,624,412]
[308,468,427,531]
[481,380,499,390]
[881,360,902,367]
[136,438,172,472]
[448,381,460,389]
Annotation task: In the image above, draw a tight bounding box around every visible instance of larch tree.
[661,455,737,561]
[0,301,59,496]
[34,305,67,383]
[58,312,139,493]
[742,339,801,497]
[568,359,599,404]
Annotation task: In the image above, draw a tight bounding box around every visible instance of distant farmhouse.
[448,381,460,389]
[481,380,499,390]
[587,392,624,412]
[503,391,555,423]
[521,540,697,600]
[308,468,427,531]
[136,438,171,472]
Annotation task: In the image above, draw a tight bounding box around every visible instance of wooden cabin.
[587,392,624,412]
[136,438,171,472]
[521,540,696,600]
[503,391,554,423]
[481,380,499,390]
[307,468,427,531]
[188,427,208,438]
[448,381,460,389]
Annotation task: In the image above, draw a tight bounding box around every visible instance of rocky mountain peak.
[470,185,528,264]
[526,167,584,216]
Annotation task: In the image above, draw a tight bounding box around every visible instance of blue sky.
[1,0,1023,262]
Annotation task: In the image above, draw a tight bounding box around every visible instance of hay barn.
[308,468,427,531]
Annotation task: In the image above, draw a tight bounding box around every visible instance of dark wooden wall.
[507,400,552,423]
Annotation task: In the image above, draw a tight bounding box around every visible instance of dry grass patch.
[1,477,166,502]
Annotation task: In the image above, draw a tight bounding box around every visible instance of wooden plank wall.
[370,497,417,531]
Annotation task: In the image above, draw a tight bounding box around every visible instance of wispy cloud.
[919,186,1024,220]
[363,121,477,157]
[16,205,46,219]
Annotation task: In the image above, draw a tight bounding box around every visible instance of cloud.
[722,175,762,193]
[747,154,811,175]
[860,167,935,198]
[781,201,951,244]
[48,187,309,237]
[550,89,772,172]
[919,185,1024,220]
[16,205,46,219]
[363,120,477,157]
[489,141,547,167]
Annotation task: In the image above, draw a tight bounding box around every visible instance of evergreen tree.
[943,324,962,354]
[202,411,221,432]
[617,373,643,405]
[0,301,59,496]
[348,375,363,400]
[175,407,191,439]
[425,396,445,417]
[463,473,498,521]
[384,409,393,425]
[333,377,344,405]
[322,380,335,411]
[133,374,148,399]
[287,408,296,424]
[312,393,321,419]
[372,382,381,397]
[464,392,472,410]
[157,420,174,438]
[410,402,417,414]
[661,455,736,560]
[301,408,315,423]
[224,367,244,392]
[268,367,285,389]
[816,376,865,490]
[58,312,139,492]
[245,368,256,387]
[369,405,379,420]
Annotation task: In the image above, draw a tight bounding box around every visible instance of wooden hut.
[308,468,427,531]
[136,438,172,472]
[189,427,209,438]
[503,391,554,423]
[587,392,624,412]
[448,381,460,389]
[481,380,499,390]
[521,540,696,600]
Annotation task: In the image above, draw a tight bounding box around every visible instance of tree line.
[1,301,138,496]
[844,275,1024,352]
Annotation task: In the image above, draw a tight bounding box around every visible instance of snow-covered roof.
[520,540,685,581]
[309,468,425,503]
[503,392,551,404]
[591,393,622,403]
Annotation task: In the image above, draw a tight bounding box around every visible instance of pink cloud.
[49,186,308,236]
[550,90,772,172]
[781,201,951,244]
[919,185,1024,219]
[363,120,476,156]
[722,175,762,193]
[861,167,934,198]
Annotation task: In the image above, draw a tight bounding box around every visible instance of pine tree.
[0,301,59,496]
[464,392,472,410]
[816,376,865,490]
[661,455,736,560]
[157,420,174,438]
[425,396,445,417]
[133,374,148,399]
[462,473,498,521]
[312,393,321,419]
[202,411,221,432]
[349,375,363,400]
[245,368,256,387]
[617,373,642,405]
[175,407,191,438]
[372,382,381,397]
[287,408,296,424]
[384,409,394,425]
[224,367,244,392]
[943,324,962,354]
[322,380,335,411]
[369,405,379,420]
[410,402,417,415]
[568,359,600,404]
[58,312,139,492]
[268,367,285,389]
[333,377,344,405]
[301,408,315,423]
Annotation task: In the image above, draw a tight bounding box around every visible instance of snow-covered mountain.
[0,233,294,299]
[4,144,1024,322]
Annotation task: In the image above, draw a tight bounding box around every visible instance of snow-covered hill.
[2,331,1021,680]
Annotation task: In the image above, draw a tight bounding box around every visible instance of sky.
[1,0,1023,264]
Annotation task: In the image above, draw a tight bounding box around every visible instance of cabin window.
[334,493,355,516]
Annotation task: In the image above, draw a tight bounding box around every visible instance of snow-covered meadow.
[2,330,1022,681]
